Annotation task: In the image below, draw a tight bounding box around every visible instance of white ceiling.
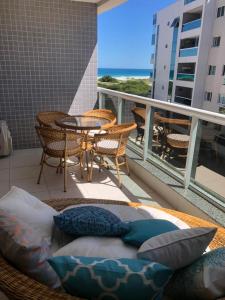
[71,0,127,13]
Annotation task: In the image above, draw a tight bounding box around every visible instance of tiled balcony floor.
[0,148,171,209]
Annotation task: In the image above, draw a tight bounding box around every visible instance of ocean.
[98,68,152,79]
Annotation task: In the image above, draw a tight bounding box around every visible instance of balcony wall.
[0,0,97,149]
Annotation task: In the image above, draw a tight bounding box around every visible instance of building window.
[165,44,168,48]
[222,65,225,76]
[212,36,221,47]
[217,6,225,18]
[208,65,216,75]
[152,34,156,45]
[218,94,225,104]
[205,92,212,102]
[153,14,157,25]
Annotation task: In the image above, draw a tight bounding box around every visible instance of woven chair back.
[36,111,69,128]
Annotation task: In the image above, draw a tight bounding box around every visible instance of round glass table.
[55,115,111,181]
[55,115,110,131]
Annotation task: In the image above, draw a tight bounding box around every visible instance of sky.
[98,0,176,69]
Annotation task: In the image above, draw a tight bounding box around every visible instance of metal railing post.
[99,92,104,109]
[184,116,199,189]
[117,97,122,124]
[143,105,152,160]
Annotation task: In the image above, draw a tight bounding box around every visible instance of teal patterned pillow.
[48,256,173,300]
[0,209,60,288]
[54,206,130,237]
[165,247,225,300]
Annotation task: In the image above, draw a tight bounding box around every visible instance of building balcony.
[184,0,196,5]
[179,47,198,57]
[177,73,195,81]
[182,18,201,32]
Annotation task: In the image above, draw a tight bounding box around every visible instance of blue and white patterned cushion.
[54,206,130,237]
[48,256,173,300]
[165,247,225,300]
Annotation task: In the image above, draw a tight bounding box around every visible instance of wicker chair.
[36,111,70,129]
[0,198,225,300]
[89,123,137,188]
[84,109,116,130]
[35,126,84,192]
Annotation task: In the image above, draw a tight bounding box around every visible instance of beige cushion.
[138,227,216,270]
[53,236,137,259]
[88,129,106,137]
[62,204,189,229]
[95,140,119,152]
[48,140,80,151]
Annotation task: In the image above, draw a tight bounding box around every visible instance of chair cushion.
[47,140,80,152]
[54,206,130,237]
[165,247,225,300]
[0,209,60,288]
[138,227,217,270]
[0,186,58,242]
[88,129,106,138]
[122,219,179,247]
[53,236,137,259]
[48,256,173,300]
[95,139,119,153]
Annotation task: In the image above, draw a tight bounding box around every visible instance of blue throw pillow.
[122,219,179,247]
[165,247,225,300]
[54,206,130,237]
[48,256,173,300]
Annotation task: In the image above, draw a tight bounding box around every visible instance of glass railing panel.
[182,19,201,32]
[149,108,192,176]
[177,73,195,81]
[190,120,225,201]
[104,94,118,117]
[179,47,198,57]
[123,102,146,149]
[184,0,196,4]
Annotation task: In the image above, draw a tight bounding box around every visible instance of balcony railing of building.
[218,94,225,106]
[177,73,195,81]
[174,95,192,105]
[184,0,196,5]
[179,47,198,57]
[98,86,225,212]
[182,19,201,32]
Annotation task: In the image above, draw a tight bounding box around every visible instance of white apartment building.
[151,0,225,113]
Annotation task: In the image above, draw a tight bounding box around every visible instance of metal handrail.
[98,87,225,126]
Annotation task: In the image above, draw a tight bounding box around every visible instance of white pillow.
[53,236,137,259]
[0,186,58,242]
[138,227,217,270]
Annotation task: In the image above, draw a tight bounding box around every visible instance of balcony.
[179,47,198,57]
[182,18,201,32]
[184,0,196,4]
[177,73,195,81]
[174,95,192,105]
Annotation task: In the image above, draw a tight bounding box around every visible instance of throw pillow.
[53,236,137,259]
[0,186,57,241]
[165,247,225,300]
[138,227,217,270]
[122,219,179,247]
[54,206,130,237]
[0,209,60,288]
[48,256,173,300]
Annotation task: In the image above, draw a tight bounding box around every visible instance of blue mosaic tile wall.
[0,0,97,149]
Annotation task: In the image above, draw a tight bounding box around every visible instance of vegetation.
[98,76,119,83]
[98,76,151,97]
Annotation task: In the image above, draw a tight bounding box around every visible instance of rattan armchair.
[84,109,116,130]
[35,126,84,192]
[36,111,70,129]
[0,198,225,300]
[89,123,137,188]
